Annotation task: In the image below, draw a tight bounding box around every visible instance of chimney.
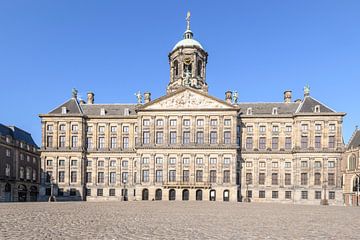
[284,90,292,103]
[225,91,232,104]
[144,92,151,104]
[87,92,94,104]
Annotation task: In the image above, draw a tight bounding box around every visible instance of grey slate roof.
[0,124,38,147]
[238,102,300,115]
[348,130,360,149]
[81,104,137,116]
[49,98,82,114]
[297,96,335,113]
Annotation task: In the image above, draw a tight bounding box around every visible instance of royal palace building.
[39,13,346,205]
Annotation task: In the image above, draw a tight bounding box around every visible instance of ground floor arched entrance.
[155,189,162,200]
[30,186,38,202]
[210,190,216,201]
[223,190,230,202]
[142,189,149,200]
[4,183,11,202]
[196,189,202,201]
[169,189,176,201]
[18,184,27,202]
[182,189,189,201]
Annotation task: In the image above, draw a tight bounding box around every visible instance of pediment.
[143,89,234,110]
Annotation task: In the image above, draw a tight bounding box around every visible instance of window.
[71,160,77,166]
[143,119,150,126]
[329,124,336,131]
[46,136,53,148]
[259,173,265,185]
[246,137,253,149]
[301,124,308,131]
[329,136,335,148]
[259,191,265,198]
[301,161,308,168]
[98,126,105,134]
[196,131,204,144]
[174,60,179,76]
[71,136,78,148]
[246,173,252,184]
[86,188,91,196]
[223,170,230,183]
[183,119,190,126]
[47,160,53,166]
[315,124,322,131]
[196,170,203,182]
[272,162,278,168]
[272,137,279,150]
[46,125,53,132]
[301,136,308,149]
[301,173,308,185]
[86,137,92,149]
[98,172,104,183]
[259,126,266,133]
[315,161,322,168]
[272,125,279,132]
[328,173,335,186]
[272,108,278,115]
[59,160,65,166]
[210,119,217,126]
[142,170,149,182]
[109,189,116,197]
[156,131,163,144]
[328,161,335,168]
[58,171,65,182]
[259,162,266,168]
[183,131,190,144]
[271,173,278,185]
[247,190,252,198]
[169,158,176,165]
[71,125,78,131]
[285,173,291,185]
[170,119,177,126]
[58,136,66,148]
[71,171,77,183]
[156,119,163,126]
[19,167,24,179]
[210,158,217,165]
[272,191,279,199]
[210,170,217,183]
[329,191,335,200]
[169,170,176,182]
[285,126,292,132]
[197,119,204,126]
[98,160,104,167]
[123,137,129,149]
[97,189,103,196]
[301,191,308,200]
[247,108,252,115]
[143,132,150,144]
[69,188,76,196]
[247,125,253,133]
[156,170,163,182]
[121,160,128,167]
[314,173,321,185]
[285,137,292,150]
[348,155,357,170]
[111,126,117,133]
[155,157,163,165]
[122,172,128,183]
[98,137,105,149]
[224,158,230,165]
[315,136,321,149]
[246,161,253,168]
[196,158,203,165]
[46,171,52,183]
[110,172,116,184]
[20,154,24,161]
[210,131,217,144]
[285,191,292,199]
[170,131,177,144]
[142,158,149,164]
[259,137,266,150]
[224,131,231,144]
[183,158,190,165]
[59,124,66,131]
[224,119,231,126]
[86,172,92,183]
[110,137,117,148]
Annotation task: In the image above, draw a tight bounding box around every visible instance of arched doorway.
[142,189,149,200]
[30,186,38,202]
[18,184,27,202]
[223,190,230,202]
[155,189,162,200]
[169,189,176,201]
[196,189,202,201]
[209,190,216,201]
[4,183,11,202]
[182,189,189,201]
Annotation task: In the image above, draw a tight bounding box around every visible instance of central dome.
[172,38,203,51]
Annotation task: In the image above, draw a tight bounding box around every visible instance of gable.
[143,89,234,110]
[297,96,335,113]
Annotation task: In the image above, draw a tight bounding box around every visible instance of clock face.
[184,57,192,65]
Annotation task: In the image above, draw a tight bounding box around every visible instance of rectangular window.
[247,125,253,133]
[210,119,217,126]
[142,158,149,164]
[86,137,92,149]
[169,119,177,126]
[246,137,253,149]
[97,172,104,183]
[183,131,190,144]
[285,191,292,199]
[329,124,336,131]
[156,170,163,183]
[183,158,190,165]
[58,171,65,182]
[314,173,321,185]
[71,160,77,166]
[223,170,230,183]
[98,137,105,149]
[86,188,91,196]
[301,136,308,149]
[155,157,163,165]
[109,172,116,184]
[259,173,265,185]
[247,190,252,198]
[86,172,92,183]
[315,124,322,131]
[169,170,176,182]
[109,189,116,197]
[301,173,308,185]
[285,137,292,150]
[329,191,335,200]
[315,191,322,200]
[196,131,204,144]
[301,124,308,131]
[328,173,335,186]
[259,191,265,198]
[224,131,231,144]
[301,161,308,168]
[97,189,103,197]
[123,137,129,149]
[122,172,128,183]
[142,132,150,145]
[315,161,322,168]
[271,173,278,185]
[99,126,105,133]
[156,131,163,144]
[259,137,266,150]
[272,191,279,199]
[183,170,189,182]
[98,161,104,167]
[156,119,163,126]
[223,158,230,165]
[169,158,176,165]
[285,126,292,132]
[170,131,177,144]
[315,136,321,149]
[110,137,117,149]
[285,173,291,185]
[328,161,335,168]
[142,170,149,182]
[210,170,217,183]
[329,136,335,148]
[183,119,190,126]
[210,158,217,165]
[272,125,279,132]
[301,191,308,200]
[272,137,279,150]
[259,125,266,133]
[143,119,150,126]
[224,119,231,126]
[46,136,53,148]
[111,126,117,133]
[196,158,203,165]
[246,173,253,185]
[210,131,217,144]
[71,171,77,183]
[259,162,266,168]
[59,136,66,148]
[285,162,291,168]
[197,119,204,126]
[47,160,53,166]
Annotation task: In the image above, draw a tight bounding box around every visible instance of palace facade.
[39,13,346,205]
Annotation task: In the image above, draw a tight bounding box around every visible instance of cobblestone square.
[1,202,359,239]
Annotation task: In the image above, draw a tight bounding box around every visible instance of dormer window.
[124,108,130,116]
[272,107,278,115]
[61,107,67,114]
[314,105,320,113]
[247,108,252,115]
[100,108,106,116]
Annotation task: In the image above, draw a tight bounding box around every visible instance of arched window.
[142,189,149,200]
[155,189,162,200]
[169,189,176,201]
[182,189,189,201]
[348,154,357,170]
[197,60,202,77]
[174,60,179,76]
[223,190,230,202]
[196,189,202,201]
[183,63,192,77]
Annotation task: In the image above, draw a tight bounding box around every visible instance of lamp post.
[355,173,360,207]
[122,179,127,201]
[321,179,328,206]
[244,178,250,203]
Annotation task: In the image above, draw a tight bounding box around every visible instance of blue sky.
[0,0,359,145]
